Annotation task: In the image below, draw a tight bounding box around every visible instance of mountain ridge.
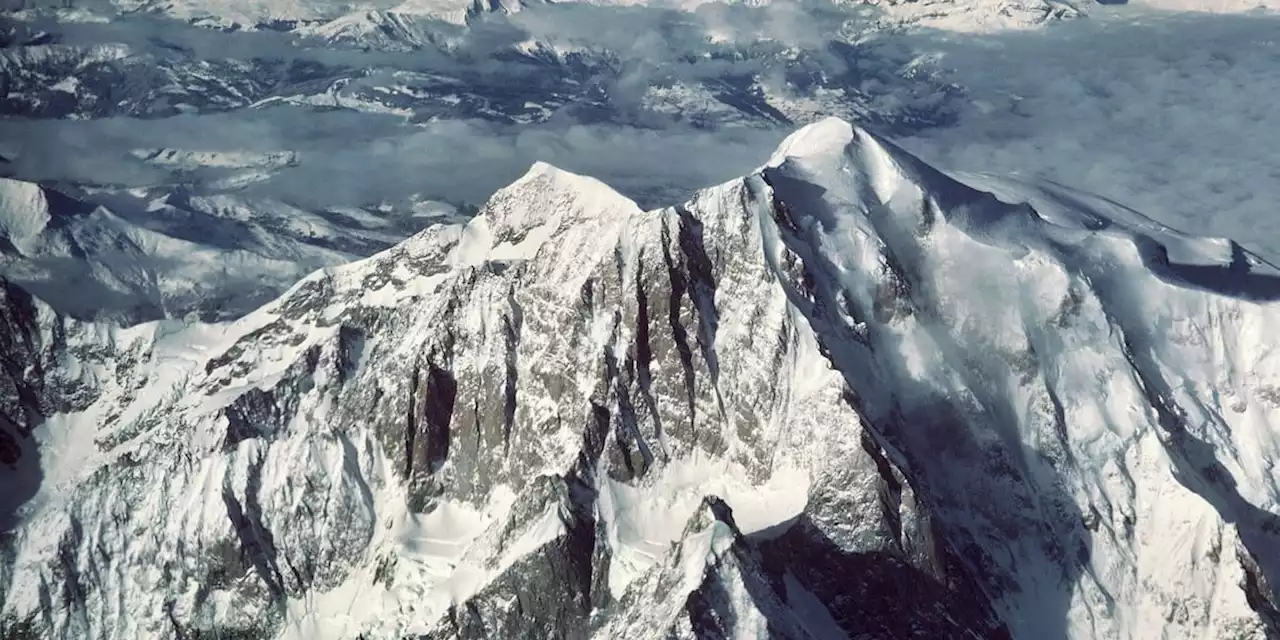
[0,175,461,324]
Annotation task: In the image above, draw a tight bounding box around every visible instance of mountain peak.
[450,160,641,268]
[512,160,603,192]
[762,117,933,215]
[765,116,858,168]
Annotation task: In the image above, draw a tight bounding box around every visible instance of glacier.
[2,117,1280,638]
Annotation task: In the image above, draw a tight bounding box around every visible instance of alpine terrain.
[0,174,459,324]
[3,118,1280,639]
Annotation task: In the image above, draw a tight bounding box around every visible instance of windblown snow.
[2,118,1280,640]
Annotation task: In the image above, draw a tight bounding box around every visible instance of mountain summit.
[3,118,1280,639]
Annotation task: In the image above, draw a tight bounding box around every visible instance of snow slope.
[3,118,1280,639]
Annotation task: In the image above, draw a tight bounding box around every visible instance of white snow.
[50,76,80,93]
[7,105,1280,639]
[0,177,52,251]
[450,161,642,270]
[599,454,808,596]
[129,149,299,171]
[765,117,855,169]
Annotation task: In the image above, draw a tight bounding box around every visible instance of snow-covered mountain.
[0,176,455,324]
[0,0,1085,33]
[2,118,1280,639]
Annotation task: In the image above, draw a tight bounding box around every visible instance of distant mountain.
[0,176,458,323]
[3,119,1279,639]
[0,0,1015,132]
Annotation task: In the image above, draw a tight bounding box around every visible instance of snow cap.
[766,117,857,168]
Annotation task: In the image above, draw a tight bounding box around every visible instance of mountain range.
[3,118,1280,639]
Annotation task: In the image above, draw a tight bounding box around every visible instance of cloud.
[250,115,786,209]
[2,0,918,210]
[0,106,784,208]
[898,10,1280,260]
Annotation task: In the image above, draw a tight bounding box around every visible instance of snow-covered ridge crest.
[4,117,1280,640]
[452,160,642,267]
[765,116,858,168]
[264,158,643,315]
[763,116,1277,294]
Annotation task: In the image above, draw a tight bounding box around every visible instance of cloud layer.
[5,1,1280,266]
[900,10,1280,260]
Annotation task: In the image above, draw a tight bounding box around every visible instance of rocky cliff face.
[3,118,1280,639]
